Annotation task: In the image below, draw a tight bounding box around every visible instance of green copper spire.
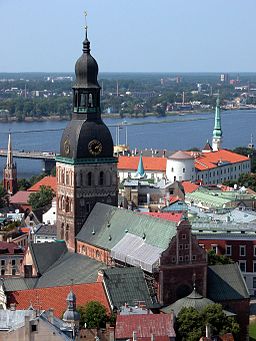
[136,154,145,178]
[213,96,222,138]
[212,96,222,151]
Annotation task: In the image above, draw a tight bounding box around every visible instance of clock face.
[64,139,70,155]
[88,139,102,156]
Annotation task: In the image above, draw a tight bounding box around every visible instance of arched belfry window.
[80,93,86,107]
[89,93,93,107]
[87,172,92,186]
[99,171,104,186]
[60,223,64,240]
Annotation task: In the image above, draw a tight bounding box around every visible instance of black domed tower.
[56,26,118,251]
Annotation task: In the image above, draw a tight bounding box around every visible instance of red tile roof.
[28,176,57,193]
[143,212,182,223]
[182,181,199,193]
[0,241,24,255]
[9,191,31,204]
[8,282,110,317]
[115,313,175,339]
[194,149,249,171]
[118,156,167,172]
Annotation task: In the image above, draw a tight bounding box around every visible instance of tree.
[28,185,54,210]
[207,250,233,265]
[0,185,9,208]
[176,304,239,341]
[77,301,107,329]
[17,178,31,191]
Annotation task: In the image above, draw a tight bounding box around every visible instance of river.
[0,109,255,178]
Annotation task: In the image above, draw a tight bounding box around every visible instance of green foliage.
[207,250,233,265]
[176,304,240,341]
[17,178,31,191]
[77,301,107,329]
[28,185,54,210]
[0,185,9,208]
[237,173,256,192]
[233,146,256,173]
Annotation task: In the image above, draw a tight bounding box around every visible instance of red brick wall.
[77,241,111,265]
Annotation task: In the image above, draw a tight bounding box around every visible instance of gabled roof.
[9,191,31,205]
[118,156,167,172]
[182,181,199,194]
[76,203,177,251]
[8,282,110,317]
[195,149,249,171]
[143,212,183,223]
[103,267,156,310]
[35,224,57,237]
[115,313,175,340]
[28,176,57,193]
[207,263,250,301]
[35,252,106,288]
[29,241,67,275]
[3,278,37,292]
[0,242,24,255]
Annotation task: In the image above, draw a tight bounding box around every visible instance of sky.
[0,0,256,73]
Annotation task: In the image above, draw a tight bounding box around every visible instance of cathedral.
[56,28,118,250]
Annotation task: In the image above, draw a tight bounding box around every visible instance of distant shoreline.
[0,107,254,123]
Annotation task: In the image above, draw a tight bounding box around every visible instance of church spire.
[212,96,222,151]
[136,154,145,178]
[6,133,14,168]
[3,132,17,195]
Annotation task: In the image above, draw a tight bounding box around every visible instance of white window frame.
[225,245,232,256]
[239,260,246,272]
[239,245,246,257]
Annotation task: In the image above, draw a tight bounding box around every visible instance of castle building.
[3,133,17,195]
[56,27,118,250]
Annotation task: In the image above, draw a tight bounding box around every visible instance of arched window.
[87,172,92,186]
[80,172,83,186]
[60,223,64,240]
[62,196,65,211]
[80,93,86,107]
[89,93,93,107]
[99,171,104,186]
[65,197,70,212]
[61,171,65,184]
[65,225,69,243]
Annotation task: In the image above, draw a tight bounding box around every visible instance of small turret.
[135,154,145,178]
[63,289,80,339]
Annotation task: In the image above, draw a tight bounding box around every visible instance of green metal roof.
[207,263,250,301]
[103,267,157,309]
[186,189,231,209]
[76,203,177,250]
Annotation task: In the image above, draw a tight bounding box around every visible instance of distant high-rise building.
[3,133,17,195]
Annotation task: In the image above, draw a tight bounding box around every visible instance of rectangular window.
[182,234,186,239]
[11,259,16,266]
[239,261,246,272]
[192,255,197,261]
[253,262,256,273]
[12,268,16,276]
[179,256,183,262]
[226,245,232,256]
[179,244,183,250]
[254,245,256,257]
[211,245,218,254]
[1,260,5,266]
[185,244,189,249]
[240,245,246,257]
[253,277,256,288]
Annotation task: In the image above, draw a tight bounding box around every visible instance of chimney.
[10,303,16,311]
[48,308,54,324]
[97,270,104,283]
